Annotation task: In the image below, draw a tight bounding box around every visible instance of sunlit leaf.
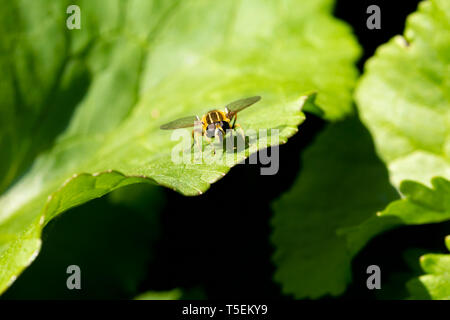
[343,0,450,274]
[0,0,360,294]
[355,0,450,188]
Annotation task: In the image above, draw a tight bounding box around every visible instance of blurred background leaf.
[407,235,450,300]
[134,288,182,300]
[271,117,399,298]
[355,0,450,189]
[339,0,450,299]
[273,0,450,299]
[340,178,450,262]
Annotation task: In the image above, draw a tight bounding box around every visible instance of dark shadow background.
[6,0,446,300]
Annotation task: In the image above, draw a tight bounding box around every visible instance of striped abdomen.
[203,110,228,125]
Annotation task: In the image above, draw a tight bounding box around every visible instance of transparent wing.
[226,96,261,114]
[160,115,198,130]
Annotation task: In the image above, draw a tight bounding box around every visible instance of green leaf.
[342,0,450,271]
[134,289,182,301]
[355,0,450,188]
[0,0,360,294]
[407,235,450,300]
[338,179,450,301]
[373,248,426,300]
[271,117,399,299]
[339,178,450,259]
[3,184,164,299]
[380,177,450,224]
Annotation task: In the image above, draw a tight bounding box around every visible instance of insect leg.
[234,123,245,141]
[215,126,228,151]
[217,126,226,141]
[204,135,215,154]
[191,129,202,153]
[230,113,237,128]
[192,117,204,153]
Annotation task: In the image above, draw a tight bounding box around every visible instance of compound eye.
[206,123,215,137]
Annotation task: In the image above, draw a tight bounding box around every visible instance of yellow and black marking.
[201,110,231,138]
[160,96,261,152]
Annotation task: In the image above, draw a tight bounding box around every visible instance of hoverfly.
[160,96,261,152]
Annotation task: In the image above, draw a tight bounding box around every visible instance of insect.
[160,96,261,152]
